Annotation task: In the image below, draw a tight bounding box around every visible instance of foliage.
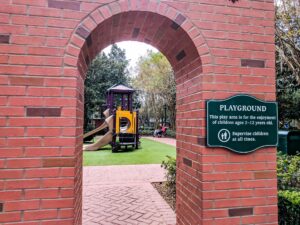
[139,128,176,138]
[277,153,300,191]
[166,130,176,138]
[279,190,300,205]
[161,156,176,196]
[277,87,300,125]
[275,0,300,126]
[278,190,300,225]
[277,153,300,224]
[83,138,176,166]
[276,48,300,125]
[275,0,300,82]
[133,51,176,129]
[139,129,154,136]
[84,44,129,131]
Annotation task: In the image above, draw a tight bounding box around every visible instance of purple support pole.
[108,93,114,114]
[111,110,117,152]
[129,94,132,112]
[121,94,125,110]
[135,110,139,149]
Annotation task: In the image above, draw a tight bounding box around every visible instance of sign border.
[206,94,279,154]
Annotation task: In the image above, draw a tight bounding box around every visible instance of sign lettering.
[206,95,278,154]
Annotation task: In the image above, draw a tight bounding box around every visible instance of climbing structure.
[83,84,139,152]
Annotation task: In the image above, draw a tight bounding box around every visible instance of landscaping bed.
[152,156,176,211]
[152,181,176,211]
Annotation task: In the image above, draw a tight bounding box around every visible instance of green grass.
[83,138,176,166]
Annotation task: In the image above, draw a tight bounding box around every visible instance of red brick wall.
[0,0,276,224]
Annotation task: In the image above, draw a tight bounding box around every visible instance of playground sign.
[206,95,278,154]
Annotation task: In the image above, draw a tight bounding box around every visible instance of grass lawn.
[83,138,176,166]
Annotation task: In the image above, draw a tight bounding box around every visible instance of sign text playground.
[207,95,278,153]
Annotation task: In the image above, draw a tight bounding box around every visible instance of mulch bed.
[152,181,176,211]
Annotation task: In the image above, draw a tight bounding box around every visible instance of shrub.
[161,156,176,196]
[277,153,300,190]
[278,190,300,225]
[139,128,176,138]
[140,129,153,136]
[277,153,300,224]
[166,129,176,138]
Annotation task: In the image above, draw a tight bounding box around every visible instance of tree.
[276,53,300,126]
[275,0,300,83]
[275,0,300,127]
[133,51,176,129]
[84,44,129,131]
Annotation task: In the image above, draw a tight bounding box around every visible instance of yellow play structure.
[83,85,140,152]
[116,107,137,134]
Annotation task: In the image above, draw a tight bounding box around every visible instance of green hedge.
[278,190,300,225]
[277,153,300,190]
[277,153,300,224]
[139,129,176,138]
[166,129,176,138]
[140,129,153,136]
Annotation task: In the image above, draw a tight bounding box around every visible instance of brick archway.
[64,2,212,224]
[0,1,277,225]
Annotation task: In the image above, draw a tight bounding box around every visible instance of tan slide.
[83,109,110,140]
[83,122,107,139]
[83,115,114,151]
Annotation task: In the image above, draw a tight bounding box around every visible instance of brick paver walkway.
[143,137,176,147]
[83,165,176,225]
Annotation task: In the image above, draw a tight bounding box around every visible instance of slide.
[83,109,110,140]
[83,115,114,151]
[83,121,107,140]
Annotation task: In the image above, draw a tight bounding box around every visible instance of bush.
[278,190,300,225]
[277,153,300,190]
[277,153,300,224]
[139,128,176,138]
[161,156,176,196]
[166,129,176,138]
[139,129,153,136]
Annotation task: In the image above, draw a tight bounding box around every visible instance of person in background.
[161,124,167,136]
[153,124,162,137]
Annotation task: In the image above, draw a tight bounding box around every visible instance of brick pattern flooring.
[83,165,176,225]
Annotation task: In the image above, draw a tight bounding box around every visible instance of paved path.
[143,137,176,147]
[83,165,176,225]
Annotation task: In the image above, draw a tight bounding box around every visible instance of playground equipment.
[83,84,140,152]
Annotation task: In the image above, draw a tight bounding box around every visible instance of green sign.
[207,95,278,154]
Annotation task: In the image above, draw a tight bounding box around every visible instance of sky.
[102,41,158,73]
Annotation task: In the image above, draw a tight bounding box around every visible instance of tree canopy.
[275,0,300,127]
[84,44,129,131]
[133,51,176,129]
[276,0,300,83]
